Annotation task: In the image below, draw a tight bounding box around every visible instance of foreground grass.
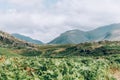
[0,55,120,80]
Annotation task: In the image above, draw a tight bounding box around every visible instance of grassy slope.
[37,41,120,57]
[1,41,120,57]
[0,48,21,57]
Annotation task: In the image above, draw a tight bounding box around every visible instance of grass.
[0,48,20,57]
[0,41,120,79]
[0,55,119,80]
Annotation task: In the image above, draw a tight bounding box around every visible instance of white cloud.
[8,0,43,6]
[53,0,120,26]
[0,0,120,42]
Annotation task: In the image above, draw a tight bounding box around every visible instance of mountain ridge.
[49,23,120,44]
[12,33,43,45]
[49,29,89,44]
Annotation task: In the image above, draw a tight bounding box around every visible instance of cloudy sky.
[0,0,120,43]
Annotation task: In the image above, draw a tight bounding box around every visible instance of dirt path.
[113,71,120,80]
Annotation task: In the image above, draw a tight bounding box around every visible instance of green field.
[0,55,120,80]
[0,41,120,80]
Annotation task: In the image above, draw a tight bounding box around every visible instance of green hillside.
[1,40,120,57]
[0,30,40,57]
[38,41,120,57]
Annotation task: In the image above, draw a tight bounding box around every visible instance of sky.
[0,0,120,43]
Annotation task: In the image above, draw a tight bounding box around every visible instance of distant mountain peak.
[64,29,84,33]
[49,23,120,44]
[0,30,35,48]
[49,29,88,44]
[12,33,43,44]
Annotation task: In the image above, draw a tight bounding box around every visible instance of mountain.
[88,23,120,41]
[12,33,43,44]
[0,31,35,48]
[49,23,120,44]
[49,29,89,44]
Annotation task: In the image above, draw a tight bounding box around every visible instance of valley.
[1,0,120,79]
[0,39,120,79]
[0,25,120,80]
